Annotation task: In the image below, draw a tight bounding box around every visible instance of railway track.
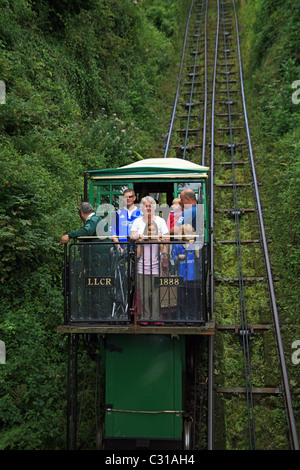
[164,0,299,450]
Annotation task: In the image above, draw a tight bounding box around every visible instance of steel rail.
[163,0,212,450]
[164,0,196,159]
[220,0,256,449]
[164,0,208,162]
[183,0,205,160]
[208,0,220,451]
[162,0,298,451]
[232,0,299,450]
[202,0,208,166]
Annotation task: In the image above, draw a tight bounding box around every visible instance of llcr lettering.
[86,277,114,287]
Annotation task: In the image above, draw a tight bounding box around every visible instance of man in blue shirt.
[111,189,142,248]
[172,189,198,235]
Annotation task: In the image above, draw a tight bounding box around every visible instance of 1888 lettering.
[154,277,183,287]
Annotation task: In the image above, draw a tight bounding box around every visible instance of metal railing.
[134,240,207,325]
[64,239,131,323]
[63,239,208,325]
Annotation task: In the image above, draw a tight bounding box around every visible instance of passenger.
[60,202,101,243]
[60,202,107,319]
[172,189,197,235]
[136,221,164,325]
[111,188,142,251]
[131,195,169,269]
[167,197,182,232]
[130,195,169,240]
[166,198,182,274]
[173,224,200,321]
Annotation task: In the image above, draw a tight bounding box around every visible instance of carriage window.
[133,182,174,206]
[176,182,202,199]
[175,181,206,204]
[177,182,202,191]
[89,183,134,209]
[112,185,128,192]
[89,183,134,230]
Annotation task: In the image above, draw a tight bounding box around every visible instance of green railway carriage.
[86,157,209,244]
[59,157,213,450]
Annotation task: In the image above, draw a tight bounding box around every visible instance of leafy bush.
[238,0,300,444]
[0,0,188,449]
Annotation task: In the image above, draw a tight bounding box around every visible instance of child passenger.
[136,221,164,325]
[173,224,200,321]
[166,198,182,275]
[167,198,182,232]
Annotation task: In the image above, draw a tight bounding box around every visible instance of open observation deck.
[58,239,214,336]
[58,158,213,336]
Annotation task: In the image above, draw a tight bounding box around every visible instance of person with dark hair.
[111,189,142,247]
[60,203,111,320]
[60,202,101,243]
[167,197,182,232]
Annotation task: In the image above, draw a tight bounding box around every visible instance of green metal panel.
[202,181,209,243]
[103,334,185,440]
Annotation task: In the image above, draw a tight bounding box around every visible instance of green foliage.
[0,0,188,449]
[2,0,296,450]
[240,0,300,315]
[236,0,300,448]
[0,295,66,449]
[145,0,179,37]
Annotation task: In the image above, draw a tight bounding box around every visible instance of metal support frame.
[67,334,78,450]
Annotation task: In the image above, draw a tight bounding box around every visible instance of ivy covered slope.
[0,0,188,449]
[238,0,299,424]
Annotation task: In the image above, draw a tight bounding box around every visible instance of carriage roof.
[88,158,209,180]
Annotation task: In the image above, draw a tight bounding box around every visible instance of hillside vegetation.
[237,0,299,441]
[0,0,298,449]
[0,0,189,449]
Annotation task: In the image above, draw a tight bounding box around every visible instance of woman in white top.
[130,196,169,240]
[131,195,169,279]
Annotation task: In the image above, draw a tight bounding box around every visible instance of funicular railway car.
[59,158,214,450]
